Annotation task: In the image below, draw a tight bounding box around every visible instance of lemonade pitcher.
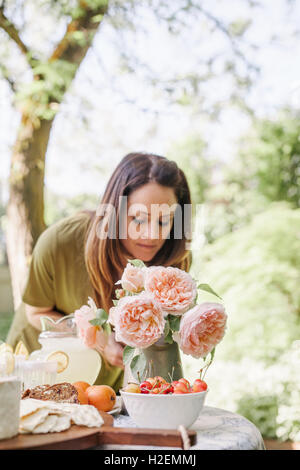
[29,314,101,385]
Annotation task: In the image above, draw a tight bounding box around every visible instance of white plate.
[107,405,121,415]
[107,396,122,415]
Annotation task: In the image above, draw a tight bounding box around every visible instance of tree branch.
[0,5,32,64]
[0,63,17,92]
[49,1,109,65]
[186,0,260,74]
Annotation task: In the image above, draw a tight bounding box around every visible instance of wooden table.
[0,410,197,450]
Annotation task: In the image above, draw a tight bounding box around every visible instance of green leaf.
[210,347,216,362]
[164,319,170,336]
[89,308,109,327]
[102,323,112,335]
[91,14,104,23]
[96,308,108,323]
[127,259,146,268]
[130,353,147,382]
[123,346,135,365]
[168,315,181,332]
[197,283,223,300]
[163,319,173,343]
[164,329,174,344]
[89,318,101,326]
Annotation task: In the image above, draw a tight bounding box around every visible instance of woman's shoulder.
[55,210,95,243]
[36,210,95,254]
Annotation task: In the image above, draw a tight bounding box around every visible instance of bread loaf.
[22,382,79,403]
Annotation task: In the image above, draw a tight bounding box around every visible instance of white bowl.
[120,389,208,429]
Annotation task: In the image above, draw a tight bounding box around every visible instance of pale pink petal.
[144,266,197,316]
[174,302,227,358]
[108,293,165,349]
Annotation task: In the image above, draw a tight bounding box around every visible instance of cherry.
[178,378,191,391]
[140,381,152,390]
[153,375,167,385]
[160,384,174,394]
[192,379,207,392]
[172,380,189,393]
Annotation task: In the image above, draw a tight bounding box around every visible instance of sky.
[1,0,300,201]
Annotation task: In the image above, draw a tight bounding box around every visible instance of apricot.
[73,381,91,392]
[72,382,89,404]
[86,385,116,412]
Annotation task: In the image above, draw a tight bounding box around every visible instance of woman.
[6,152,193,392]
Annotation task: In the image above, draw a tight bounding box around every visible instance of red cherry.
[140,381,152,390]
[153,376,167,385]
[178,378,191,391]
[172,381,189,393]
[160,383,173,394]
[192,379,207,392]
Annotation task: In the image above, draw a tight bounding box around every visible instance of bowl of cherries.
[120,376,208,429]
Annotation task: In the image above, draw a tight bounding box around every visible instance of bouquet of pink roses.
[74,259,227,382]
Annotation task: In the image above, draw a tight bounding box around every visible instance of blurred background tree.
[167,134,212,204]
[1,0,300,445]
[238,109,300,207]
[0,0,263,309]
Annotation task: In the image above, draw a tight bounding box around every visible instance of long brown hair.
[84,152,193,312]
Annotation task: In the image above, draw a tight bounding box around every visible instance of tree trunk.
[6,114,53,311]
[4,1,109,311]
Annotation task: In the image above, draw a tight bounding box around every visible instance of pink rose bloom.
[116,263,145,293]
[74,297,108,352]
[108,293,165,349]
[173,302,227,358]
[144,266,197,316]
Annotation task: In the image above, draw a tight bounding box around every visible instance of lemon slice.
[14,340,29,358]
[0,342,13,354]
[0,350,15,374]
[46,350,69,373]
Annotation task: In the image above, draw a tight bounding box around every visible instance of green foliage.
[186,204,300,440]
[130,352,147,382]
[183,341,300,441]
[123,345,135,365]
[192,203,300,362]
[44,190,100,226]
[203,180,270,243]
[167,135,212,204]
[15,60,77,120]
[239,110,300,208]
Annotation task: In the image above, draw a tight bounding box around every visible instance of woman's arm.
[25,304,64,331]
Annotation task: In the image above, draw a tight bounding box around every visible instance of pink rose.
[74,297,108,352]
[116,263,145,294]
[108,293,165,349]
[173,302,227,358]
[144,266,197,316]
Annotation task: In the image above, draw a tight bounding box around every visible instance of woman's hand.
[102,332,125,369]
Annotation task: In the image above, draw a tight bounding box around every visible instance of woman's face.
[120,182,178,263]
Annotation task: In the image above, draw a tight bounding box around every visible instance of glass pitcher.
[29,314,102,385]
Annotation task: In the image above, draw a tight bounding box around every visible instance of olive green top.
[6,211,124,393]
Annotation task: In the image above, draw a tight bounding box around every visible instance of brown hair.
[83,152,193,312]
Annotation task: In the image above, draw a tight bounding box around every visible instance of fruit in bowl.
[120,376,208,429]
